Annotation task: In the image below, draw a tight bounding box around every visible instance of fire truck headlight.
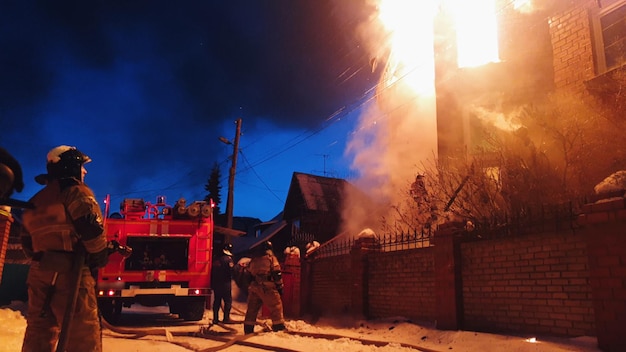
[98,289,120,297]
[188,289,204,295]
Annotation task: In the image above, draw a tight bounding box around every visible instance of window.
[291,219,300,234]
[592,1,626,73]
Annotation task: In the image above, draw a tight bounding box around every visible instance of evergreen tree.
[204,162,222,218]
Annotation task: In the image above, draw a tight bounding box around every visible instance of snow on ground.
[0,300,601,352]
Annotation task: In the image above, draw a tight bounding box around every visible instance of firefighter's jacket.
[244,250,285,327]
[247,250,284,291]
[21,178,107,257]
[19,177,106,352]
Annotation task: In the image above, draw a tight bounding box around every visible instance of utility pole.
[222,118,241,231]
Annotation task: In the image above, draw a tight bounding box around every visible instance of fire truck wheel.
[171,297,205,321]
[98,298,122,324]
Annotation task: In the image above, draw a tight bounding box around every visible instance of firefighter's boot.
[272,323,285,332]
[223,304,232,323]
[244,324,254,334]
[212,312,219,325]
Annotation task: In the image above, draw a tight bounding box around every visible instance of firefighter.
[243,241,285,334]
[211,242,235,324]
[20,145,109,352]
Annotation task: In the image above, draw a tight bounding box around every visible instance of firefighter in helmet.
[243,240,285,333]
[211,242,235,324]
[20,145,108,352]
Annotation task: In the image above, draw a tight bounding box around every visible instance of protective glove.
[88,249,109,269]
[276,285,284,296]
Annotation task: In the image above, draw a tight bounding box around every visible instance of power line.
[239,150,284,204]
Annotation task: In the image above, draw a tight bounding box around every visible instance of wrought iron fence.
[466,200,580,240]
[304,196,594,259]
[307,226,434,259]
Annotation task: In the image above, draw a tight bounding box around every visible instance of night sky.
[1,0,383,220]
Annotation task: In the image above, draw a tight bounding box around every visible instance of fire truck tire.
[98,298,122,324]
[171,297,205,321]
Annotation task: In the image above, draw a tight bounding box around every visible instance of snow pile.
[284,246,301,257]
[594,170,626,195]
[357,228,376,239]
[305,241,320,256]
[0,303,26,352]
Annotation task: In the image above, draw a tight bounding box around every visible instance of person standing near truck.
[211,242,235,324]
[243,241,285,334]
[20,145,109,352]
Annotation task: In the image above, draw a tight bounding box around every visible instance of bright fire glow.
[446,0,500,67]
[378,1,437,95]
[377,0,500,93]
[514,0,533,11]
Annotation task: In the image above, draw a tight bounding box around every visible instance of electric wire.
[93,0,548,208]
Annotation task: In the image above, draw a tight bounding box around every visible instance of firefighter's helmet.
[263,241,273,251]
[45,145,91,180]
[223,243,233,256]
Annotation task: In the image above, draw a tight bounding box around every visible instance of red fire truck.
[96,195,214,323]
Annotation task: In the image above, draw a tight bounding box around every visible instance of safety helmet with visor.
[46,145,91,181]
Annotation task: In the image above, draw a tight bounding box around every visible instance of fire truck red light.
[107,290,115,296]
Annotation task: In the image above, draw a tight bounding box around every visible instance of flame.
[445,0,499,67]
[378,1,437,95]
[377,0,500,93]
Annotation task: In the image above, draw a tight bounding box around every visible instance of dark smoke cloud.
[2,0,377,127]
[1,0,379,211]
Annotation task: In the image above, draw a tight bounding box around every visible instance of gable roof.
[283,172,355,218]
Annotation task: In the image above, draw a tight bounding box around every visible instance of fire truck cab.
[96,196,214,323]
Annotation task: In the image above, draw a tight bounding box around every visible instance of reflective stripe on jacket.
[21,178,106,254]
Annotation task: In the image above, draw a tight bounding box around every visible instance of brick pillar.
[434,221,463,330]
[578,197,626,352]
[350,235,381,319]
[0,207,14,280]
[282,254,301,318]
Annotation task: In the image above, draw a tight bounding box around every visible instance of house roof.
[284,172,351,217]
[248,219,287,249]
[230,219,287,256]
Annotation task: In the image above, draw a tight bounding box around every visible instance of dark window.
[600,3,626,69]
[593,1,626,73]
[125,237,190,271]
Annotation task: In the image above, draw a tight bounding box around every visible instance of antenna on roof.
[314,154,330,177]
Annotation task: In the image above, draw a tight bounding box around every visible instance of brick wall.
[0,208,13,279]
[549,0,596,92]
[282,255,301,318]
[308,254,352,317]
[368,248,436,321]
[461,232,595,336]
[304,197,626,349]
[578,197,626,352]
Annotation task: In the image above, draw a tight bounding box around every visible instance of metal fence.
[307,226,434,259]
[303,198,589,259]
[466,201,579,240]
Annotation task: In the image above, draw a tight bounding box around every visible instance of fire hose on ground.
[100,304,442,352]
